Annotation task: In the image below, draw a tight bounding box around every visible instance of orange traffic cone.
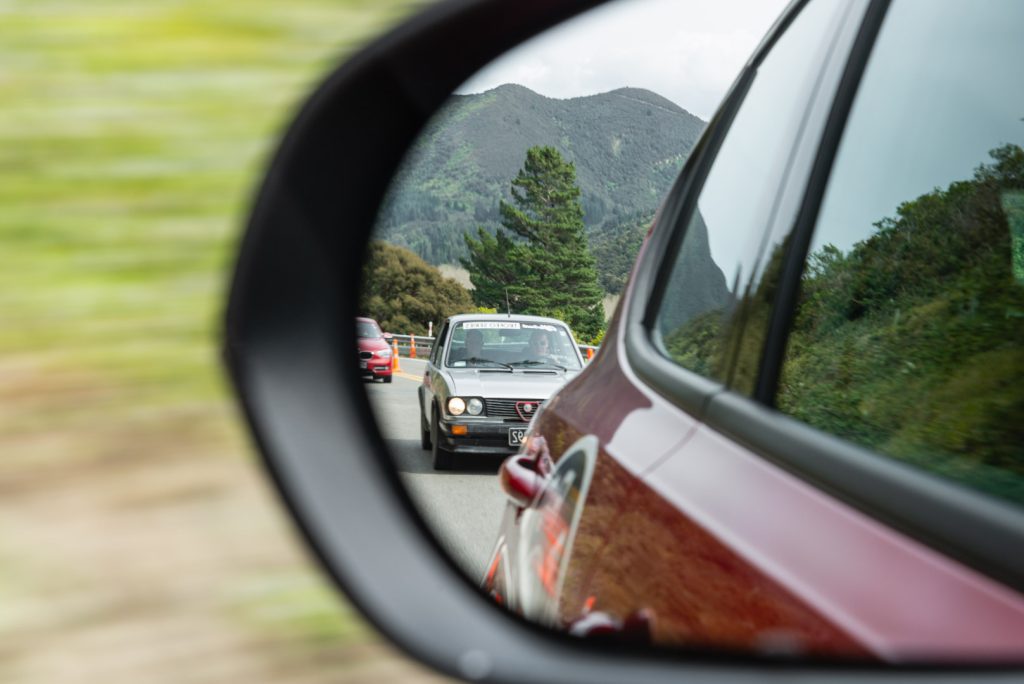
[392,338,401,372]
[410,335,417,359]
[586,347,594,361]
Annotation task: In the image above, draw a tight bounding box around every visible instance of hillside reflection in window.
[656,210,731,379]
[777,0,1024,507]
[654,0,844,389]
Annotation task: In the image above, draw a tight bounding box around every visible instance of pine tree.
[462,146,605,340]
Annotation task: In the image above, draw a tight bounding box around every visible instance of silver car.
[418,313,585,470]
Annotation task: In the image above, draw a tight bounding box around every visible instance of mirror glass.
[362,0,785,577]
[356,0,1024,664]
[358,0,787,630]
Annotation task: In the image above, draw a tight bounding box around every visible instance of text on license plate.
[508,427,528,446]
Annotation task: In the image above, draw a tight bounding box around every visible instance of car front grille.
[484,398,544,421]
[358,351,373,360]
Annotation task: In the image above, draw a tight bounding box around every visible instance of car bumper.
[361,362,392,378]
[437,418,527,456]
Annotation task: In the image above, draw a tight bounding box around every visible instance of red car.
[356,317,393,383]
[485,0,1024,663]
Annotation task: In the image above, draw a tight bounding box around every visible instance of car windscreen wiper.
[510,360,568,371]
[464,357,514,370]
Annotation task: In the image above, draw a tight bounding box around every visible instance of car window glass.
[653,0,846,392]
[444,321,582,369]
[357,320,381,338]
[777,0,1024,507]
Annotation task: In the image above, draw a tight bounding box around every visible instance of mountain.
[374,84,706,289]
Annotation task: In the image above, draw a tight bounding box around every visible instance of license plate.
[508,427,527,446]
[359,361,368,369]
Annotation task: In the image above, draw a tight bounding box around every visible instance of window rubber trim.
[754,0,891,405]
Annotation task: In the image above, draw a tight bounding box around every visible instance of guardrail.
[387,334,598,361]
[388,334,434,358]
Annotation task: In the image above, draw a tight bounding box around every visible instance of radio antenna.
[505,288,512,317]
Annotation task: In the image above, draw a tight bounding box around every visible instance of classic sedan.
[418,314,584,470]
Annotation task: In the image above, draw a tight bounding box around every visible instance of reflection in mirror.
[355,0,877,656]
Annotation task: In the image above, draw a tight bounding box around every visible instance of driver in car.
[451,329,484,364]
[526,330,553,362]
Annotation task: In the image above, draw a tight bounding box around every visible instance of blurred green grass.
[0,1,447,681]
[0,0,422,447]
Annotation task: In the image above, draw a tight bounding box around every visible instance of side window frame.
[702,0,1024,593]
[622,65,757,416]
[431,322,449,366]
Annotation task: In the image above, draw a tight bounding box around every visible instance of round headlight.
[467,398,484,415]
[447,397,466,416]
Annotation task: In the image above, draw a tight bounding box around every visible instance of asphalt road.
[364,357,508,582]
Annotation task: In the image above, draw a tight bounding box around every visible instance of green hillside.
[374,83,705,285]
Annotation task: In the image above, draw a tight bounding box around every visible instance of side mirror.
[224,2,664,682]
[383,332,393,341]
[224,0,1024,679]
[498,435,553,508]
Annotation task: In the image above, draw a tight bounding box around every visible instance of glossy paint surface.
[639,425,1024,660]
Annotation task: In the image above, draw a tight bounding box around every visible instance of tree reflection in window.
[778,145,1024,507]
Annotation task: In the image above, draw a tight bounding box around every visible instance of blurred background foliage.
[0,0,447,681]
[361,241,474,336]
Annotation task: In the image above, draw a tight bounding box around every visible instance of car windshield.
[356,320,382,339]
[444,320,582,370]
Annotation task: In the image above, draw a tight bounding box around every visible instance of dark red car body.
[485,0,1024,663]
[488,281,1024,661]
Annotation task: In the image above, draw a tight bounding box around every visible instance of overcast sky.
[457,0,791,120]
